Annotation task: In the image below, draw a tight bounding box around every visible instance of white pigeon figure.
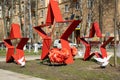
[34,43,39,54]
[23,45,26,50]
[94,55,112,68]
[18,56,25,67]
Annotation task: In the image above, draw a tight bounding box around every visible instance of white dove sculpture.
[18,56,25,67]
[94,55,112,68]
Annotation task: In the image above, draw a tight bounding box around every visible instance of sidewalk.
[0,69,45,80]
[0,55,40,62]
[0,55,45,80]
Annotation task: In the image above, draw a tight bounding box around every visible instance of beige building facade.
[37,0,120,42]
[0,0,120,42]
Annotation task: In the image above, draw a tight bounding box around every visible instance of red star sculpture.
[78,22,114,60]
[4,23,29,66]
[33,0,62,60]
[33,0,81,64]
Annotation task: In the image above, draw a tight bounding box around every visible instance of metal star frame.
[78,22,114,60]
[33,0,81,64]
[4,23,29,66]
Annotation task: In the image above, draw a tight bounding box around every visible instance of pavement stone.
[0,69,45,80]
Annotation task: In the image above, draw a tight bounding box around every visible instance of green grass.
[0,47,120,80]
[0,49,6,56]
[0,57,120,80]
[0,49,42,56]
[24,49,42,55]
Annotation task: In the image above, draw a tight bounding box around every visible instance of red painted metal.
[34,0,64,61]
[60,20,81,64]
[100,37,114,58]
[46,0,63,24]
[33,0,81,64]
[33,26,52,60]
[78,22,114,60]
[79,38,91,60]
[78,38,102,60]
[89,22,102,38]
[3,23,29,66]
[3,39,14,62]
[34,20,81,63]
[41,38,52,60]
[9,23,22,39]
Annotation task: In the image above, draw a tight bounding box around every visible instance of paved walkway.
[0,55,45,80]
[0,55,40,62]
[0,69,45,80]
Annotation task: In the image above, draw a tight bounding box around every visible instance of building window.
[70,14,75,20]
[65,4,69,12]
[76,16,79,20]
[63,0,69,2]
[65,17,69,25]
[21,5,24,12]
[87,0,93,9]
[40,0,45,6]
[40,10,44,18]
[41,21,44,25]
[75,2,79,10]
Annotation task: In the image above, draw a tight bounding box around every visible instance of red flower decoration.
[49,48,70,63]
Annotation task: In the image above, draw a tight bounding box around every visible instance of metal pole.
[114,0,117,67]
